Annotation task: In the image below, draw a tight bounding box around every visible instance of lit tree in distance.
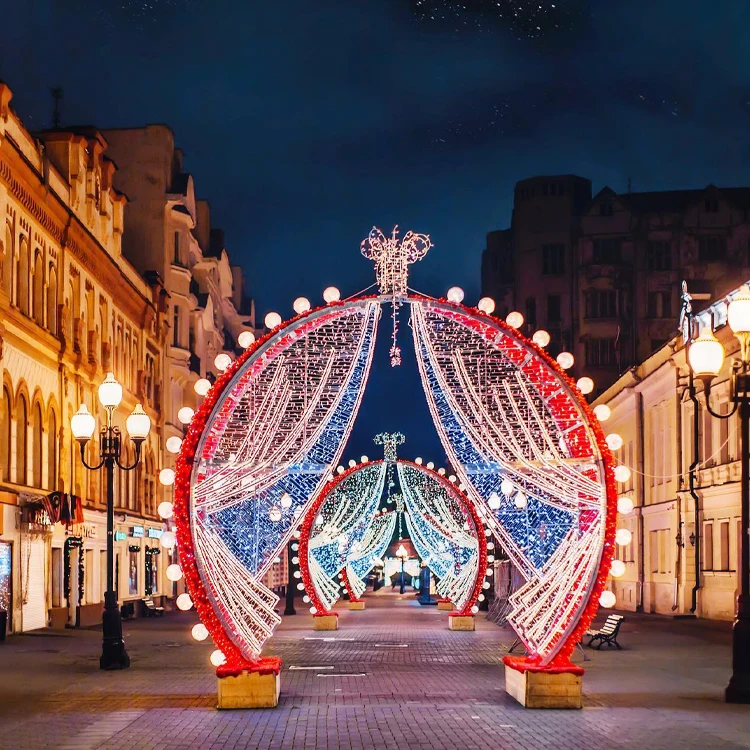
[361,226,432,366]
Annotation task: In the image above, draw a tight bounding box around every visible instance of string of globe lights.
[168,225,625,673]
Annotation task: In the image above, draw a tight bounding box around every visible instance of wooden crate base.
[437,600,453,611]
[448,614,475,631]
[314,614,339,630]
[349,601,366,610]
[504,664,582,709]
[217,669,280,709]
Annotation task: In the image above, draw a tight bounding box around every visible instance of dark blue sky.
[2,0,750,462]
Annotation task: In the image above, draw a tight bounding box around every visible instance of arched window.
[48,408,57,491]
[16,394,28,485]
[17,237,29,315]
[1,387,11,482]
[32,401,43,488]
[32,251,44,326]
[1,224,12,299]
[47,265,58,336]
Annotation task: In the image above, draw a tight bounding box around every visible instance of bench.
[586,614,624,649]
[142,597,165,617]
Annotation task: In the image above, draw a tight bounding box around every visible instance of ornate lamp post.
[396,543,408,595]
[683,286,750,703]
[70,372,151,670]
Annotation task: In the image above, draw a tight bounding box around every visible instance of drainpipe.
[636,388,645,611]
[687,366,701,614]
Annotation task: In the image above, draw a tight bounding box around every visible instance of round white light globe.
[415,457,423,465]
[514,492,528,509]
[166,436,182,454]
[471,605,480,614]
[449,475,457,483]
[557,351,574,370]
[264,312,282,329]
[238,330,256,349]
[615,528,632,546]
[437,468,446,476]
[599,590,616,608]
[303,595,310,603]
[427,461,435,470]
[177,406,194,424]
[176,593,193,611]
[159,468,175,486]
[293,297,311,315]
[269,506,282,522]
[336,465,345,475]
[483,581,490,589]
[593,404,611,422]
[532,329,550,348]
[360,455,369,463]
[323,286,340,303]
[293,571,301,579]
[348,459,356,468]
[297,582,305,590]
[280,492,292,509]
[310,606,317,614]
[606,433,624,451]
[614,465,631,483]
[192,623,209,641]
[577,377,594,395]
[617,496,634,514]
[214,353,232,372]
[446,286,465,303]
[210,649,226,667]
[500,478,514,496]
[477,297,495,314]
[610,559,626,578]
[166,563,183,582]
[160,530,176,549]
[488,493,501,510]
[157,501,174,520]
[506,311,524,328]
[194,378,211,397]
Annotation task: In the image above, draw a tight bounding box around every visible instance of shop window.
[128,547,139,596]
[0,541,12,630]
[145,548,160,596]
[51,547,62,608]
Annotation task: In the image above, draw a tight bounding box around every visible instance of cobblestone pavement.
[0,590,749,750]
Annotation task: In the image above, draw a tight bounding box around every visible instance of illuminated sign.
[114,531,127,542]
[147,528,163,539]
[131,525,145,538]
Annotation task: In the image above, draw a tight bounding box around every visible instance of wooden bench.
[586,614,624,649]
[143,597,165,617]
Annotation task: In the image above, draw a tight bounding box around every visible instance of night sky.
[2,1,750,463]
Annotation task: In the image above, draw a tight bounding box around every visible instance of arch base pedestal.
[217,658,282,709]
[314,612,339,630]
[348,600,366,610]
[503,658,583,709]
[448,613,475,631]
[437,599,453,611]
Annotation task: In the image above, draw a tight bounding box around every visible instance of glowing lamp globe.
[158,501,174,519]
[166,436,182,454]
[348,459,356,468]
[323,286,340,303]
[471,605,479,614]
[610,559,626,578]
[177,406,194,424]
[606,433,623,451]
[269,506,282,522]
[159,468,175,486]
[176,593,193,611]
[166,564,183,582]
[336,465,345,474]
[71,404,96,441]
[293,570,301,578]
[728,286,750,335]
[577,377,594,395]
[599,590,616,608]
[438,468,446,475]
[615,528,632,546]
[214,353,232,372]
[532,329,550,348]
[194,378,211,396]
[477,296,495,314]
[415,457,423,465]
[160,530,176,549]
[98,372,123,409]
[617,496,634,514]
[446,286,465,303]
[296,583,304,590]
[593,404,611,422]
[191,623,209,641]
[488,493,501,510]
[556,351,574,370]
[303,595,310,603]
[506,311,524,329]
[309,606,317,614]
[614,465,631,483]
[238,330,256,349]
[688,327,724,378]
[293,297,311,315]
[264,312,282,329]
[483,581,490,589]
[500,478,514,496]
[360,455,369,463]
[514,492,528,509]
[126,403,151,440]
[280,492,293,509]
[210,650,226,667]
[449,475,457,483]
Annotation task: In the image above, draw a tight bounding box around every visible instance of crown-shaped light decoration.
[374,431,405,462]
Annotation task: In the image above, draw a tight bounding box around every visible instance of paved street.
[0,591,749,750]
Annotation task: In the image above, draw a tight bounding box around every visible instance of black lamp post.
[71,372,151,671]
[396,543,408,594]
[284,541,297,616]
[681,284,750,703]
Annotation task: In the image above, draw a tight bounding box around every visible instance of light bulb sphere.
[437,468,446,476]
[426,461,435,470]
[214,353,232,372]
[577,377,594,395]
[446,286,465,303]
[194,378,211,396]
[615,528,632,546]
[296,582,305,590]
[157,501,174,519]
[614,465,631,483]
[159,468,175,486]
[556,351,575,370]
[449,475,457,483]
[264,311,282,329]
[303,595,310,603]
[309,606,317,614]
[293,297,311,315]
[126,403,151,440]
[280,492,293,509]
[176,593,193,611]
[477,296,495,314]
[514,492,528,509]
[360,455,369,463]
[166,436,183,454]
[336,465,345,474]
[728,286,750,335]
[269,506,282,522]
[98,372,123,409]
[166,563,183,582]
[532,330,550,348]
[415,457,423,465]
[160,530,176,549]
[177,406,194,425]
[71,404,96,440]
[500,478,514,496]
[610,559,626,578]
[599,590,616,608]
[617,496,634,514]
[210,649,226,667]
[506,311,524,329]
[192,623,209,641]
[606,433,623,451]
[488,493,501,510]
[688,327,725,377]
[238,330,256,349]
[593,404,611,422]
[471,605,480,614]
[348,459,356,468]
[323,286,340,303]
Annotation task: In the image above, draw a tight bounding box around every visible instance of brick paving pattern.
[0,589,748,749]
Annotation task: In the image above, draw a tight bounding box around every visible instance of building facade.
[0,84,171,633]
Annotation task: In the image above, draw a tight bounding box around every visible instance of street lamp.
[71,372,151,670]
[683,285,750,703]
[396,543,408,595]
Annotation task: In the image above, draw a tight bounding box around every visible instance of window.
[525,297,537,327]
[51,547,63,608]
[592,237,621,263]
[717,521,730,571]
[698,235,727,261]
[585,338,617,367]
[47,266,57,335]
[542,244,565,275]
[547,295,561,322]
[85,549,94,605]
[705,199,719,213]
[1,387,11,482]
[586,290,617,319]
[647,291,671,318]
[32,402,43,488]
[128,547,139,596]
[703,522,714,571]
[32,251,44,326]
[17,237,29,315]
[0,541,11,628]
[647,241,671,271]
[16,395,27,485]
[650,530,659,573]
[599,202,613,217]
[2,224,12,299]
[172,306,180,347]
[720,402,730,465]
[173,231,181,264]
